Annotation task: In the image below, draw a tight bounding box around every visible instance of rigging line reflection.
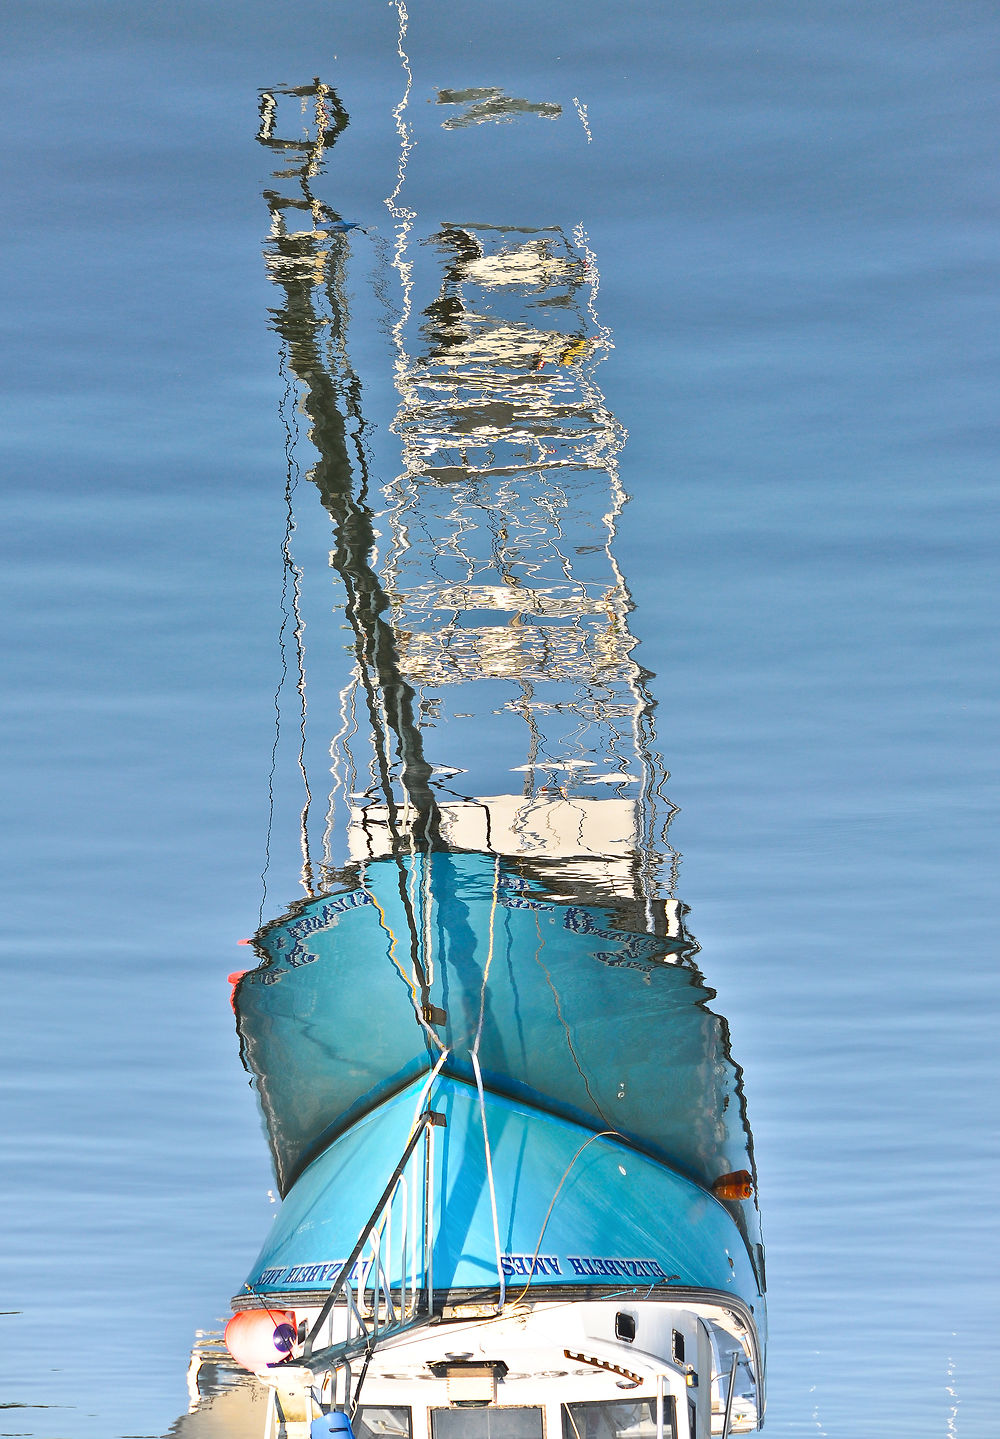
[321,661,361,878]
[259,345,303,925]
[259,81,442,865]
[387,0,417,417]
[281,357,315,899]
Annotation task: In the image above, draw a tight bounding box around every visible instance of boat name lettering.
[563,908,658,953]
[255,1257,367,1286]
[566,1255,668,1280]
[500,1253,562,1276]
[563,908,666,970]
[498,878,553,911]
[252,1254,669,1288]
[265,892,376,970]
[593,951,651,972]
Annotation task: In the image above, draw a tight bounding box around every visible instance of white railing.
[260,1108,443,1434]
[301,1106,444,1373]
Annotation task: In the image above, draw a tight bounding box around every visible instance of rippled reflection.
[435,88,563,128]
[174,61,765,1439]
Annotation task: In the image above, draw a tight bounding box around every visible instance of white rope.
[409,1049,451,1134]
[470,1048,506,1312]
[467,855,505,1310]
[472,854,501,1054]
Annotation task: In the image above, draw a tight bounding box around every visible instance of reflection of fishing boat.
[189,59,766,1439]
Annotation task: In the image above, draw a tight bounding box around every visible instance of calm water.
[2,2,998,1436]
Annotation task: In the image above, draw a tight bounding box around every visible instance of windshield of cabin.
[356,1408,413,1439]
[561,1399,677,1439]
[432,1407,545,1439]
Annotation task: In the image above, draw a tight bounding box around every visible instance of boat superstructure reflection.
[183,65,766,1439]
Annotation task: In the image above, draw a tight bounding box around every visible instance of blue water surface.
[1,3,997,1436]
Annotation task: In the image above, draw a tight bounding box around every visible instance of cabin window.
[355,1409,413,1439]
[432,1407,545,1439]
[561,1399,676,1439]
[615,1312,636,1343]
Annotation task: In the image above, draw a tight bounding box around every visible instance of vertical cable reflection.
[257,76,443,881]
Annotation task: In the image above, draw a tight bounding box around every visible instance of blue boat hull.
[241,1074,764,1337]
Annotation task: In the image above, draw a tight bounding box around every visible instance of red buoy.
[224,1308,298,1372]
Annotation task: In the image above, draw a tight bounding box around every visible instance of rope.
[408,1049,450,1134]
[468,856,505,1310]
[470,1049,506,1313]
[361,866,446,1054]
[509,1129,622,1308]
[472,854,501,1054]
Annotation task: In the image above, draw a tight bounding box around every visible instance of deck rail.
[299,1106,445,1373]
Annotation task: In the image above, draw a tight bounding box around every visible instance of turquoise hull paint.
[243,1075,762,1326]
[240,852,698,1194]
[238,854,760,1272]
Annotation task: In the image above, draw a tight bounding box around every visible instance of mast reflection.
[176,71,765,1439]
